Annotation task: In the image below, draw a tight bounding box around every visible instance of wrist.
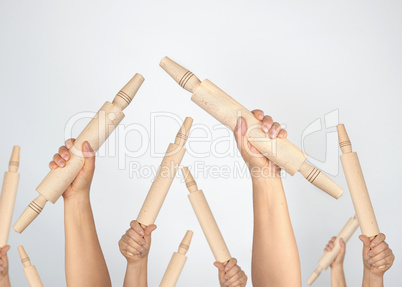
[331,263,344,271]
[252,175,282,185]
[63,190,90,204]
[127,258,148,270]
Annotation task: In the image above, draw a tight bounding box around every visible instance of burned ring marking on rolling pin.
[116,91,132,105]
[179,71,194,89]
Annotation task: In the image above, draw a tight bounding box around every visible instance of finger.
[370,242,389,257]
[370,233,386,248]
[65,138,75,149]
[261,115,273,133]
[126,229,146,246]
[119,240,140,256]
[82,141,95,174]
[227,271,247,286]
[130,220,145,237]
[278,129,287,139]
[331,236,337,242]
[268,122,281,139]
[121,234,145,253]
[226,269,242,285]
[370,248,392,265]
[58,146,71,161]
[225,265,241,279]
[53,153,66,167]
[371,254,394,269]
[49,161,58,170]
[251,109,264,121]
[224,258,238,272]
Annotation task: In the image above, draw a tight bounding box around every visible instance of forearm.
[64,194,111,287]
[331,265,346,287]
[0,275,11,287]
[362,268,383,287]
[251,177,301,286]
[124,260,148,287]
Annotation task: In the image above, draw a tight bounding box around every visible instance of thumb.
[359,235,371,253]
[234,117,249,156]
[82,141,95,174]
[1,245,10,262]
[144,224,157,241]
[213,261,225,282]
[339,238,346,258]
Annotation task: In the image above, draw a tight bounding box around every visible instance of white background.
[1,0,401,286]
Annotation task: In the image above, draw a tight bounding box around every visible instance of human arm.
[234,110,301,286]
[50,139,111,287]
[360,233,394,287]
[324,236,347,287]
[118,220,156,287]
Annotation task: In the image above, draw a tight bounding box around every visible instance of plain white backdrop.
[1,0,401,286]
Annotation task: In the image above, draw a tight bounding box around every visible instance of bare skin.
[0,245,10,287]
[50,139,111,287]
[360,233,394,287]
[214,258,248,287]
[118,220,156,287]
[324,236,346,287]
[234,110,301,286]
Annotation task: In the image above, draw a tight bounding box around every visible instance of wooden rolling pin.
[137,117,193,227]
[13,74,144,233]
[18,245,44,287]
[160,230,193,287]
[182,167,231,264]
[307,216,359,285]
[160,57,343,199]
[0,146,20,247]
[338,124,379,239]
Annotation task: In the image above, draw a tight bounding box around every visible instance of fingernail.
[269,131,276,139]
[225,267,229,272]
[371,263,375,267]
[224,276,227,280]
[141,241,145,246]
[62,153,69,160]
[59,160,65,167]
[136,251,141,255]
[85,141,90,150]
[368,253,372,257]
[367,259,372,264]
[262,124,268,133]
[370,242,375,248]
[141,248,145,253]
[140,231,144,236]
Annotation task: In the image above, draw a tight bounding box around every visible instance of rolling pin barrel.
[160,57,343,199]
[337,124,379,239]
[0,146,20,246]
[182,167,231,264]
[137,118,193,227]
[13,74,144,233]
